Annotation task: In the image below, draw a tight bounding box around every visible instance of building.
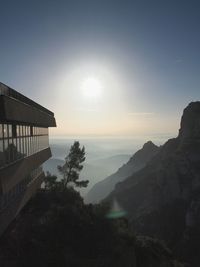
[0,82,56,235]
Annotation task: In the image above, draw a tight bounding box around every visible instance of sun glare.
[81,77,102,99]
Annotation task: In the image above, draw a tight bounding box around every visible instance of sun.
[81,77,102,99]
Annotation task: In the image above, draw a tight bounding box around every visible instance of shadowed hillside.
[43,154,130,194]
[86,141,159,203]
[107,102,200,267]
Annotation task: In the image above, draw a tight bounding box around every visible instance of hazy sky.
[0,0,200,137]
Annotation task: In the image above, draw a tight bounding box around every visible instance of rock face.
[108,102,200,266]
[179,101,200,143]
[85,141,159,203]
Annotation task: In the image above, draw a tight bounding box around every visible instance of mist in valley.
[44,135,171,196]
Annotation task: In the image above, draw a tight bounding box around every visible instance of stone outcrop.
[85,141,159,203]
[107,102,200,266]
[179,101,200,143]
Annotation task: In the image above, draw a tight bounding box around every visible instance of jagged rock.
[179,101,200,143]
[107,102,200,266]
[85,141,159,203]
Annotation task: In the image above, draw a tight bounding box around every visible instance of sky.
[0,0,200,137]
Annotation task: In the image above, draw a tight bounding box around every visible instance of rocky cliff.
[85,141,159,203]
[108,102,200,266]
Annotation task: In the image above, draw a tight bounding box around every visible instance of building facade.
[0,82,56,235]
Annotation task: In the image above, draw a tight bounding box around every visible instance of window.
[0,124,3,138]
[16,125,20,137]
[4,124,8,138]
[4,138,9,164]
[12,125,17,138]
[0,140,4,166]
[0,123,49,168]
[8,125,12,138]
[30,126,33,136]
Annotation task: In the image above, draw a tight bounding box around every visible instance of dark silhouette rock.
[179,101,200,143]
[107,102,200,266]
[85,141,159,203]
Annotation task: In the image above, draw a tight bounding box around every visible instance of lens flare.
[106,199,127,219]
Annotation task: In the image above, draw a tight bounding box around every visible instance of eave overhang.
[0,95,56,127]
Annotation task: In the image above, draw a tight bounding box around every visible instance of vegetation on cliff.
[0,140,185,267]
[0,186,185,267]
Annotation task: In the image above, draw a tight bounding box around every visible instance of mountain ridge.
[85,140,160,203]
[107,101,200,266]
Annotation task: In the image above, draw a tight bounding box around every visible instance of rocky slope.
[85,141,160,203]
[107,102,200,266]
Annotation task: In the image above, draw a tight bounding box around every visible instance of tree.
[44,171,58,190]
[57,141,89,189]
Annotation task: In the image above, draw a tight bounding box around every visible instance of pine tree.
[57,141,89,189]
[44,171,58,190]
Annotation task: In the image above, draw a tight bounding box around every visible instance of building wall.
[0,82,56,236]
[0,168,45,236]
[0,123,49,169]
[0,147,51,194]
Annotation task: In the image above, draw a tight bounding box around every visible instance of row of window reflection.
[0,124,48,139]
[0,124,49,168]
[0,167,43,212]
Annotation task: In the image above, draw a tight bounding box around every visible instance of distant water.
[49,134,173,161]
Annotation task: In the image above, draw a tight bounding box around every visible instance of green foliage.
[57,141,89,189]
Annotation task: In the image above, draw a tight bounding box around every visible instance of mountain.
[85,141,160,203]
[43,155,130,194]
[107,101,200,266]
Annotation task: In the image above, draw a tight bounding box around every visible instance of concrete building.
[0,82,56,235]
